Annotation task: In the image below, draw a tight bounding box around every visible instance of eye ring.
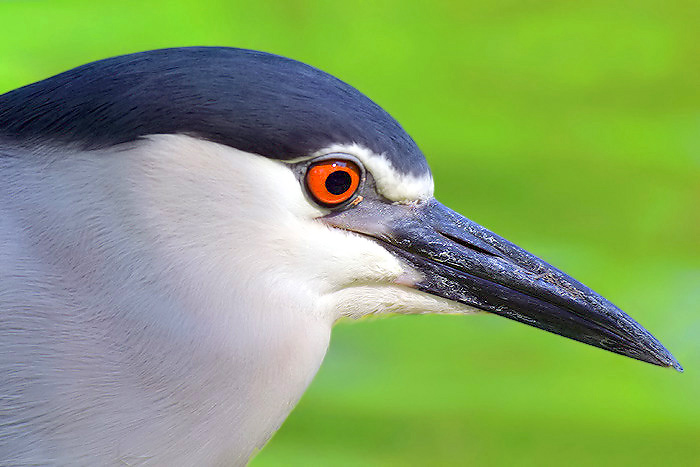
[306,158,361,206]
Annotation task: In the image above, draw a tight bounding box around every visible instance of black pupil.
[325,170,352,195]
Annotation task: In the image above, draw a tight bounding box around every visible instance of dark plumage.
[0,47,429,176]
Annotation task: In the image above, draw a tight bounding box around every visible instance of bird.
[0,47,682,465]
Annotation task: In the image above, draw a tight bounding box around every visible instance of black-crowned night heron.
[0,47,681,465]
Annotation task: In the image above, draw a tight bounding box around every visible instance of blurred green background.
[1,0,698,465]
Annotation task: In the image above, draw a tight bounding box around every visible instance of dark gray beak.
[324,198,682,371]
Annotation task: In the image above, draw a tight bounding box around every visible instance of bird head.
[0,47,681,373]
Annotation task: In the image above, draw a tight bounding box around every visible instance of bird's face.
[137,136,462,323]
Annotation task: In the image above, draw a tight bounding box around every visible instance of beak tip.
[670,360,684,373]
[654,348,683,372]
[648,337,683,373]
[641,339,683,373]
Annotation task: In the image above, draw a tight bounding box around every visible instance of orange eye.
[306,159,361,206]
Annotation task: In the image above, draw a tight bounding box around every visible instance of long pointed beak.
[323,198,682,371]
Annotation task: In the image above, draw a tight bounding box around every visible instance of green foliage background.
[1,1,698,465]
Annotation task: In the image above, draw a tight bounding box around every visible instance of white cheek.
[128,136,415,320]
[296,227,406,288]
